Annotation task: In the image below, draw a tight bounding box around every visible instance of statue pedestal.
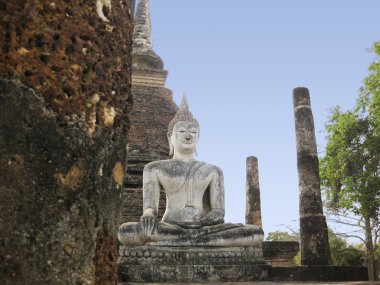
[118,245,269,283]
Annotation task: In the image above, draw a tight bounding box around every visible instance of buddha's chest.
[157,165,214,196]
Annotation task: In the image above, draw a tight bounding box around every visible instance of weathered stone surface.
[119,97,264,248]
[263,241,299,267]
[0,1,134,284]
[246,156,262,227]
[132,0,163,70]
[293,87,331,266]
[132,0,153,54]
[118,246,269,282]
[0,0,133,130]
[269,265,368,282]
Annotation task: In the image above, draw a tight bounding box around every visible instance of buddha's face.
[170,121,199,156]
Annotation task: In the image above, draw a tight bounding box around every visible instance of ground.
[124,282,380,285]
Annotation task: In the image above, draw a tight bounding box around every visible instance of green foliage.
[293,251,301,266]
[359,42,380,130]
[320,41,380,280]
[328,229,364,266]
[265,230,299,242]
[375,243,380,261]
[320,41,380,223]
[266,229,365,266]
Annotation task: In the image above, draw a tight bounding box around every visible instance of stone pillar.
[245,156,262,227]
[0,1,135,284]
[293,87,331,265]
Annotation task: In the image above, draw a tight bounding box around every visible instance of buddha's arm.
[201,167,225,226]
[141,164,160,237]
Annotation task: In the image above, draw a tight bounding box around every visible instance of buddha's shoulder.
[198,161,223,175]
[144,160,223,174]
[144,159,172,171]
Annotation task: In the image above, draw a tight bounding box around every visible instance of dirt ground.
[124,281,380,285]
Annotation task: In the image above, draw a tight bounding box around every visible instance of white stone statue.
[118,96,263,246]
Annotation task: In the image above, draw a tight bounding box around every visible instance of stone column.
[245,156,262,227]
[293,87,331,265]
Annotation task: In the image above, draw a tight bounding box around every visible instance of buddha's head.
[167,96,200,157]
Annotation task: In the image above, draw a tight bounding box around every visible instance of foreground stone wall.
[0,1,134,284]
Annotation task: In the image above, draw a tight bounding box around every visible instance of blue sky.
[148,1,380,237]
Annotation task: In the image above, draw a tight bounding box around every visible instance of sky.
[147,1,380,238]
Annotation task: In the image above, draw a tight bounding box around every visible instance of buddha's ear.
[167,132,173,156]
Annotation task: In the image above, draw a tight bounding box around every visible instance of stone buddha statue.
[118,96,263,247]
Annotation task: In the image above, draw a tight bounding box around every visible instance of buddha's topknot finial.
[168,94,199,136]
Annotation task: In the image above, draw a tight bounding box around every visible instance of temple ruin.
[0,0,371,284]
[121,0,178,224]
[293,87,331,265]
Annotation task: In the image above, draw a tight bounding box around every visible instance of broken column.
[293,87,331,265]
[246,156,262,227]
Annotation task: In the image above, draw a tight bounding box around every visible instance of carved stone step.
[118,246,269,282]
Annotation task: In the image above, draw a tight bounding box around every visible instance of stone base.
[263,241,299,267]
[269,265,368,282]
[118,246,269,283]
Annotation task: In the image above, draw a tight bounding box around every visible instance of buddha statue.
[118,96,264,247]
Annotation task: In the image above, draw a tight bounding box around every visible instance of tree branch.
[328,218,365,229]
[335,232,365,243]
[331,248,364,254]
[374,227,380,245]
[330,213,363,222]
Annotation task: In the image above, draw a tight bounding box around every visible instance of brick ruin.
[120,0,178,224]
[0,0,370,283]
[120,0,327,272]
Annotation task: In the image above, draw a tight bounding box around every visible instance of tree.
[327,228,364,266]
[320,41,380,281]
[266,230,299,242]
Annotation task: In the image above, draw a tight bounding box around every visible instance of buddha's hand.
[200,209,224,226]
[140,208,156,240]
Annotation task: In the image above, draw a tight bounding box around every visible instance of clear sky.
[148,1,380,237]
